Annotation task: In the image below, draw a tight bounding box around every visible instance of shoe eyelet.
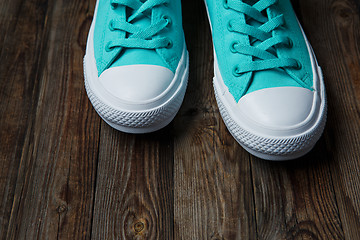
[109,21,115,31]
[105,42,113,52]
[111,3,118,10]
[223,0,229,9]
[227,21,233,32]
[162,15,172,27]
[287,37,293,48]
[230,41,238,53]
[232,66,242,77]
[166,39,173,49]
[294,61,302,70]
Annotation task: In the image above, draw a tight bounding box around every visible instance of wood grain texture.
[91,126,174,239]
[250,150,344,239]
[0,0,359,239]
[0,0,52,237]
[1,0,99,239]
[302,0,360,238]
[174,1,257,239]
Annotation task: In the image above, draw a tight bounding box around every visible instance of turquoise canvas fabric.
[93,0,185,76]
[206,0,314,102]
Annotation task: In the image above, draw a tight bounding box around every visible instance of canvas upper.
[93,0,185,77]
[206,0,314,103]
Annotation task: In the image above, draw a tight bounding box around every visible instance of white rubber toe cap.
[237,87,315,129]
[99,64,174,102]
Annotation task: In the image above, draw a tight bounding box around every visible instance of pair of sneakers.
[84,0,327,161]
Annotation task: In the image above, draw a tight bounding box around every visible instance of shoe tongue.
[241,3,298,94]
[111,3,166,70]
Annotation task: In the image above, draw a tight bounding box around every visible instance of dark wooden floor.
[0,0,359,239]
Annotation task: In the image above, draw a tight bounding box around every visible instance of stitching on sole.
[214,81,327,156]
[83,59,188,129]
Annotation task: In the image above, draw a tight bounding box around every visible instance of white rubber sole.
[83,50,189,134]
[213,77,327,161]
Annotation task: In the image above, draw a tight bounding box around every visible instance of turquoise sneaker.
[84,0,189,133]
[205,0,327,160]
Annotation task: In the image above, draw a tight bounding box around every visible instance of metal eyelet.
[162,15,172,27]
[227,21,233,32]
[232,66,242,77]
[230,42,238,53]
[105,42,113,52]
[223,0,229,9]
[287,37,293,48]
[294,60,302,70]
[109,21,115,31]
[166,39,173,49]
[111,3,118,10]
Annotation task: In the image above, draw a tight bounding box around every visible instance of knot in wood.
[211,232,225,240]
[134,221,145,233]
[56,204,67,213]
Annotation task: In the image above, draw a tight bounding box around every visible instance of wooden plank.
[299,0,360,238]
[0,0,359,239]
[251,0,360,239]
[251,147,344,239]
[91,126,174,239]
[0,0,51,238]
[0,0,21,53]
[2,0,100,239]
[174,1,257,239]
